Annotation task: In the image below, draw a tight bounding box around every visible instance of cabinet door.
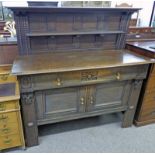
[86,81,132,112]
[35,86,86,121]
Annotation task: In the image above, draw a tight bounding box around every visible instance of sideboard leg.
[21,93,39,147]
[122,80,143,128]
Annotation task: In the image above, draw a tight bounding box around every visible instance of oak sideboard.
[10,7,152,147]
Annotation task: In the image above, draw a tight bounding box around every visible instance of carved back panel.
[10,7,139,55]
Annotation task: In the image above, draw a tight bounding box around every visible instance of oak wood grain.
[12,50,152,76]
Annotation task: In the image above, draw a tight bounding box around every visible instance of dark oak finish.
[10,7,151,147]
[12,50,152,76]
[12,50,151,145]
[126,41,155,126]
[9,7,140,55]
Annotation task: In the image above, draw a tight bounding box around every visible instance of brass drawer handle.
[0,115,8,121]
[4,139,12,144]
[80,97,84,105]
[1,75,8,81]
[0,104,6,111]
[2,128,10,133]
[56,78,62,86]
[116,72,121,80]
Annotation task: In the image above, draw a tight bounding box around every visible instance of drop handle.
[56,78,62,86]
[116,72,121,80]
[80,97,84,105]
[0,115,8,121]
[4,139,12,144]
[1,75,8,81]
[2,128,10,133]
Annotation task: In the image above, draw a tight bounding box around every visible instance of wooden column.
[21,93,38,147]
[122,80,143,127]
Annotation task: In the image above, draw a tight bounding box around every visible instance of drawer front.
[0,101,19,112]
[146,75,155,90]
[0,134,22,150]
[0,112,18,124]
[138,72,155,121]
[138,91,155,121]
[0,74,17,83]
[143,92,155,105]
[139,106,155,121]
[150,64,155,76]
[20,65,148,92]
[0,121,19,136]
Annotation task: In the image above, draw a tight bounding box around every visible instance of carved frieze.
[21,93,34,105]
[20,76,33,92]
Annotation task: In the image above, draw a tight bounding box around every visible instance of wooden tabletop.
[126,41,155,53]
[12,50,153,76]
[0,64,12,75]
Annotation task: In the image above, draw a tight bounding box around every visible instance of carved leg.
[122,80,143,128]
[21,93,39,147]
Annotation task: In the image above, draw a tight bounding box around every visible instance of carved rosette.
[134,80,142,89]
[21,93,34,105]
[20,76,33,91]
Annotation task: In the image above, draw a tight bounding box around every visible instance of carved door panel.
[35,86,86,120]
[86,81,132,112]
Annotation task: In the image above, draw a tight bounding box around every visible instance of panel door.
[86,81,132,112]
[35,86,86,120]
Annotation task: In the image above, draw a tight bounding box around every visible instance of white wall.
[2,0,155,27]
[111,0,154,27]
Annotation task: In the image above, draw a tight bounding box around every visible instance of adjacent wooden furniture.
[126,41,155,126]
[128,27,155,34]
[10,7,152,147]
[0,65,25,151]
[127,27,155,42]
[0,40,18,65]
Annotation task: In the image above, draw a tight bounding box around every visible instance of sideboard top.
[9,7,140,13]
[12,50,152,76]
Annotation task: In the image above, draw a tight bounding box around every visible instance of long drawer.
[0,65,17,83]
[0,134,22,150]
[139,106,155,121]
[20,65,148,92]
[0,112,19,124]
[0,74,17,83]
[138,90,155,121]
[0,121,19,136]
[0,101,19,112]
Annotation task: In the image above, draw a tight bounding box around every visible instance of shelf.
[26,30,125,37]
